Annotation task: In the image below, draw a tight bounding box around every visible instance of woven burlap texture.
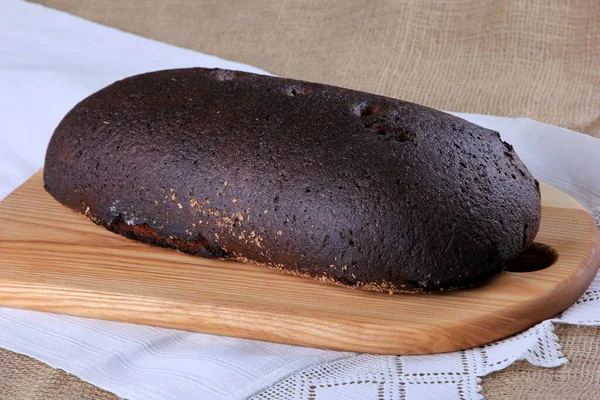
[5,0,598,399]
[35,0,600,136]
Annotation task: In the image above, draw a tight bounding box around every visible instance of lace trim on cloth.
[253,217,600,400]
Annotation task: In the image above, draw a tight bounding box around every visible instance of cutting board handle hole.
[504,242,558,273]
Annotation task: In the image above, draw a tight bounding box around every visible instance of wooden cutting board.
[0,171,598,355]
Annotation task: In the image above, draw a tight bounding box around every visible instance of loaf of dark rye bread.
[44,68,541,292]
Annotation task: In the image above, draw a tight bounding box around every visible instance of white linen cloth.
[0,1,599,399]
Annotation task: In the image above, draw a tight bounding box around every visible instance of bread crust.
[44,68,541,291]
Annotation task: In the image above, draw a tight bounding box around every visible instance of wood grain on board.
[0,171,598,354]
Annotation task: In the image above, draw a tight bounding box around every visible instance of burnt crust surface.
[44,67,541,292]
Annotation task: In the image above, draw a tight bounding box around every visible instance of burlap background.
[4,0,598,398]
